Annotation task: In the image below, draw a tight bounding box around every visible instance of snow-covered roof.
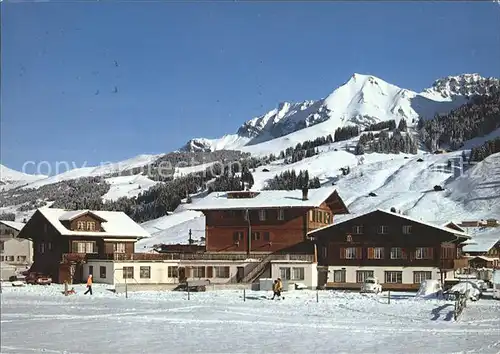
[463,228,500,253]
[308,208,471,239]
[442,221,466,233]
[0,220,26,231]
[59,210,106,222]
[37,208,150,239]
[187,186,347,211]
[466,255,498,262]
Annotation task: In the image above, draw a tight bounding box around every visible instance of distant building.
[0,220,32,266]
[309,209,471,290]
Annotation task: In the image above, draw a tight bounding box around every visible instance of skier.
[84,274,93,295]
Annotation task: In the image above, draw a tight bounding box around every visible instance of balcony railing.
[440,258,469,270]
[63,252,314,262]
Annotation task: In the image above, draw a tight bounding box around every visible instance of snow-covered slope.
[19,154,164,190]
[102,175,159,202]
[0,164,46,187]
[183,73,494,154]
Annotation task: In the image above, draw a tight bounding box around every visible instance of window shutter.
[339,247,345,259]
[356,247,363,259]
[368,247,374,259]
[206,266,213,278]
[72,242,78,253]
[428,247,434,259]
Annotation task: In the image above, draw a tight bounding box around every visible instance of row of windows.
[331,270,432,284]
[351,225,413,235]
[0,255,28,262]
[233,231,271,242]
[231,209,285,221]
[309,210,333,224]
[90,266,235,280]
[332,247,435,260]
[76,221,97,231]
[279,267,305,281]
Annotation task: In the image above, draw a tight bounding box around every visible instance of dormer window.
[87,222,96,231]
[77,221,85,230]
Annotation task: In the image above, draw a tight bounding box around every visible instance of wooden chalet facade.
[188,187,349,254]
[17,208,150,283]
[309,209,471,290]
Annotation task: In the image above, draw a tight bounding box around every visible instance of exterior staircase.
[241,253,274,284]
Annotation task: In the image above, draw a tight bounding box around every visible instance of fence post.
[243,288,246,302]
[388,291,391,304]
[316,290,319,303]
[64,282,68,296]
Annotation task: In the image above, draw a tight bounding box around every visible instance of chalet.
[17,208,150,283]
[187,187,349,254]
[309,209,471,290]
[0,220,32,265]
[462,228,500,259]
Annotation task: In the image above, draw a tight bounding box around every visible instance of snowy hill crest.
[182,73,498,153]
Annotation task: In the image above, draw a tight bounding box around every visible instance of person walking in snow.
[271,280,280,300]
[84,274,93,295]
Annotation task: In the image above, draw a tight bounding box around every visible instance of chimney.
[302,187,309,201]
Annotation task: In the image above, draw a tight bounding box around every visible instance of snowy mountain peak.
[0,164,47,186]
[423,73,499,99]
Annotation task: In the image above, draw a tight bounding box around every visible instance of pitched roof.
[37,207,150,239]
[187,186,348,211]
[462,228,500,253]
[59,210,107,222]
[0,220,26,232]
[442,221,466,233]
[308,208,471,239]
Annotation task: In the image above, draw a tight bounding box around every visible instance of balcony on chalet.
[440,258,469,270]
[62,252,314,263]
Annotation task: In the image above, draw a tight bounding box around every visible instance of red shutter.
[339,247,345,259]
[368,247,374,260]
[356,247,363,259]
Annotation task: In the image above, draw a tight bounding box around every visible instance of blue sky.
[2,1,500,173]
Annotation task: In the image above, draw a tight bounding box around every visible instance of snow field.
[1,284,500,353]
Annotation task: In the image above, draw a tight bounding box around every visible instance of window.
[415,247,434,260]
[232,232,244,242]
[251,232,261,241]
[168,266,178,278]
[341,247,361,259]
[73,241,95,254]
[88,265,94,275]
[243,210,249,221]
[321,246,327,259]
[214,266,230,278]
[0,241,4,252]
[280,267,291,280]
[352,226,363,235]
[192,266,205,278]
[77,221,85,230]
[259,210,266,221]
[86,221,96,231]
[123,266,134,279]
[356,270,374,283]
[278,209,285,221]
[48,242,52,251]
[413,271,432,284]
[263,232,270,242]
[384,271,402,284]
[318,211,323,223]
[390,247,403,259]
[17,256,27,262]
[140,266,151,279]
[40,243,45,254]
[292,267,305,281]
[332,270,346,283]
[114,243,126,253]
[5,256,14,262]
[441,246,455,259]
[402,225,412,234]
[309,210,314,222]
[100,266,106,278]
[378,225,388,234]
[367,247,384,260]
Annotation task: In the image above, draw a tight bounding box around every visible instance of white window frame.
[332,269,346,283]
[415,247,433,260]
[76,221,85,230]
[378,225,388,234]
[86,221,96,231]
[168,266,178,278]
[114,243,126,253]
[278,209,285,221]
[259,209,266,221]
[345,247,357,259]
[76,242,94,254]
[214,266,230,278]
[352,226,363,235]
[292,267,305,281]
[356,270,374,283]
[390,247,403,259]
[413,271,432,284]
[402,225,412,234]
[372,247,384,259]
[123,266,134,279]
[140,266,151,279]
[384,271,402,284]
[280,267,291,280]
[192,266,205,278]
